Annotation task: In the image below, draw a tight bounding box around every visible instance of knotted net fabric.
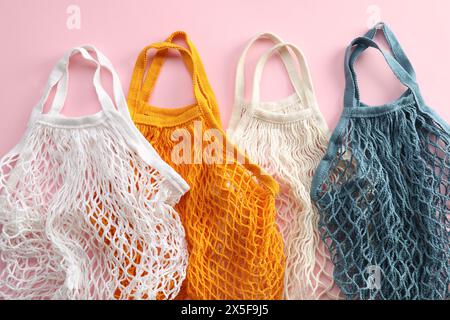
[311,24,449,300]
[0,47,189,300]
[128,32,286,300]
[228,35,340,300]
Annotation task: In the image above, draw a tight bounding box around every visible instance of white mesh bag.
[228,34,339,299]
[0,46,189,300]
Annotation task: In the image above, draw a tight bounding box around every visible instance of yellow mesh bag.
[127,32,285,300]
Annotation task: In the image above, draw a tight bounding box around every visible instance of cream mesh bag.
[0,46,189,300]
[228,34,339,299]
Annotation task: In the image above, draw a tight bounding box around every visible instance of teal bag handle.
[343,31,424,112]
[350,23,416,81]
[347,23,417,103]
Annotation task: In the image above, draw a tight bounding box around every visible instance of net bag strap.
[251,42,319,111]
[162,31,222,124]
[229,32,299,131]
[343,36,424,110]
[128,33,216,120]
[29,46,120,123]
[351,22,416,84]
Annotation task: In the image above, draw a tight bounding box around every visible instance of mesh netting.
[0,121,188,300]
[135,118,286,300]
[312,96,449,299]
[128,31,286,300]
[232,106,341,300]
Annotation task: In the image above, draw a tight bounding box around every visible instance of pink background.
[0,0,449,156]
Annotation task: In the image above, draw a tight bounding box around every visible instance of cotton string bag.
[228,35,340,300]
[127,31,286,300]
[311,23,449,300]
[0,46,189,300]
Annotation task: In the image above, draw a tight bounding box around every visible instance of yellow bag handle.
[146,31,222,124]
[128,31,222,124]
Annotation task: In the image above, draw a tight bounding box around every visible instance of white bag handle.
[229,32,299,131]
[251,42,318,109]
[30,46,128,124]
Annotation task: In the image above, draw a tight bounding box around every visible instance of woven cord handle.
[354,22,416,79]
[344,36,422,108]
[30,46,116,124]
[146,31,222,124]
[128,39,207,117]
[229,32,299,131]
[349,23,417,101]
[251,42,318,110]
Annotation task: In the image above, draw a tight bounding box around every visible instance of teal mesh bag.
[311,23,449,300]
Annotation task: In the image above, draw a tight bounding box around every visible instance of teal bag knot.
[311,23,449,300]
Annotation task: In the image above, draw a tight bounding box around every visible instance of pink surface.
[0,0,449,156]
